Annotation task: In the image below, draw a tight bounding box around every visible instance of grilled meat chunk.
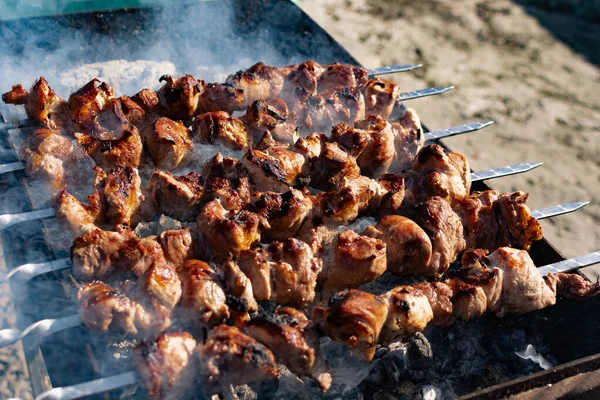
[77,280,171,336]
[201,153,252,212]
[250,189,312,242]
[218,259,259,314]
[156,229,196,267]
[354,115,395,177]
[294,87,366,133]
[403,144,471,206]
[496,191,543,250]
[390,108,424,172]
[141,117,193,170]
[318,63,369,92]
[242,98,295,144]
[226,62,285,106]
[242,132,306,192]
[75,127,144,170]
[103,165,143,226]
[380,286,434,343]
[55,189,101,236]
[363,215,432,276]
[71,226,164,281]
[148,170,204,221]
[197,199,261,261]
[134,332,197,400]
[18,128,76,187]
[412,281,455,326]
[313,289,388,361]
[362,78,400,118]
[237,239,322,308]
[157,75,202,120]
[133,262,183,311]
[177,260,230,327]
[2,77,70,130]
[244,307,332,390]
[321,230,387,294]
[68,78,132,140]
[197,82,245,114]
[195,325,279,390]
[414,196,466,277]
[485,247,557,316]
[119,95,147,127]
[302,140,361,191]
[132,88,160,114]
[545,272,600,300]
[283,60,325,99]
[192,111,248,150]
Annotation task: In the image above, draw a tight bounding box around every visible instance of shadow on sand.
[514,0,600,66]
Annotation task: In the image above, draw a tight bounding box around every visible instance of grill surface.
[0,1,598,398]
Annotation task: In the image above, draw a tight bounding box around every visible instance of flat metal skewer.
[530,202,590,220]
[0,314,81,348]
[425,121,494,141]
[0,161,25,174]
[368,63,423,77]
[0,208,56,231]
[471,162,543,182]
[397,86,454,102]
[24,249,600,399]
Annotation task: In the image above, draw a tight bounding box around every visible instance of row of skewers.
[0,60,597,400]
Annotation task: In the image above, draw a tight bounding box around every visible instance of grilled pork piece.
[74,126,144,170]
[196,199,261,261]
[148,170,204,221]
[192,111,248,150]
[390,108,424,172]
[242,98,296,144]
[414,196,466,277]
[2,77,70,130]
[244,307,332,390]
[242,132,307,192]
[132,89,160,115]
[226,62,285,106]
[363,215,432,276]
[362,78,400,118]
[103,165,143,226]
[141,117,193,170]
[68,79,132,140]
[297,136,361,191]
[77,280,172,336]
[218,259,258,314]
[321,230,387,295]
[250,188,312,242]
[177,260,230,327]
[156,229,196,267]
[314,289,388,361]
[157,75,202,120]
[339,114,395,177]
[18,128,76,188]
[318,63,369,92]
[380,286,433,343]
[195,325,279,390]
[134,332,197,400]
[71,226,165,281]
[236,238,322,308]
[201,152,252,213]
[403,144,471,206]
[197,82,245,114]
[454,190,543,251]
[55,189,101,236]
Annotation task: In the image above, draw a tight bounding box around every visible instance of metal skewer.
[470,162,543,182]
[0,161,25,174]
[0,198,587,286]
[22,249,600,400]
[0,314,80,348]
[425,121,494,141]
[397,86,454,102]
[0,208,56,231]
[368,63,422,77]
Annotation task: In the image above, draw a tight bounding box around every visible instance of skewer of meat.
[12,250,600,399]
[313,247,600,362]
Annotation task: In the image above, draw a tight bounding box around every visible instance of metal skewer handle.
[531,202,589,220]
[0,161,25,174]
[470,162,543,182]
[538,251,600,275]
[0,258,71,284]
[0,314,81,348]
[397,85,454,102]
[425,121,494,142]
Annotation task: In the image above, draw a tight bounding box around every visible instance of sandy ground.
[1,1,599,398]
[301,0,600,264]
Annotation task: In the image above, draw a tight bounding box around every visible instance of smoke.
[515,344,554,370]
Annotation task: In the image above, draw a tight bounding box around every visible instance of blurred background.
[0,0,599,398]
